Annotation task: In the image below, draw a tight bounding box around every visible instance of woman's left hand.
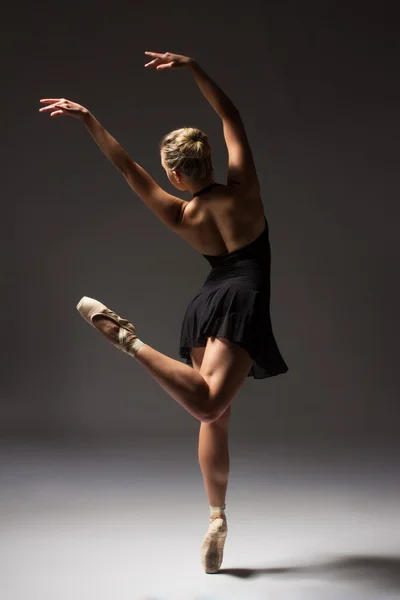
[39,98,89,120]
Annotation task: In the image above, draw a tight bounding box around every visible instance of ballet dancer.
[39,51,288,574]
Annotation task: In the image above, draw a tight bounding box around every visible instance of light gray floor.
[1,439,399,600]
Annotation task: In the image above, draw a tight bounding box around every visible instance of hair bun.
[179,136,210,158]
[191,132,203,143]
[160,126,213,179]
[190,135,211,158]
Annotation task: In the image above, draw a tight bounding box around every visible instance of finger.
[157,62,174,70]
[144,59,158,68]
[39,104,57,112]
[40,98,62,103]
[39,102,62,112]
[50,110,64,117]
[144,51,163,57]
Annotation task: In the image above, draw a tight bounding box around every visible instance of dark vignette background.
[3,0,399,448]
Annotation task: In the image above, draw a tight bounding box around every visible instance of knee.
[200,412,219,424]
[200,405,231,426]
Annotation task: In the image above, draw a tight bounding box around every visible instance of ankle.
[209,503,226,517]
[130,339,144,357]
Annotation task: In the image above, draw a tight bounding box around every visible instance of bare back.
[178,184,265,256]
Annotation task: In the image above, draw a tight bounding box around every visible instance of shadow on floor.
[219,554,400,590]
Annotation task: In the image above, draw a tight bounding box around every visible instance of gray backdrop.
[4,0,399,447]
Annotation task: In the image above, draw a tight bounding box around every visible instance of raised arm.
[189,60,259,192]
[145,52,260,193]
[38,98,187,230]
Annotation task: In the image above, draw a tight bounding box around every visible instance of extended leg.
[92,315,209,421]
[91,313,252,424]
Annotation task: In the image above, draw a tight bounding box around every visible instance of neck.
[185,177,216,197]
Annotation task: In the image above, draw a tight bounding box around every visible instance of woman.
[39,51,289,574]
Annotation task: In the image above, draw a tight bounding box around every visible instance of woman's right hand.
[39,98,90,120]
[144,51,194,70]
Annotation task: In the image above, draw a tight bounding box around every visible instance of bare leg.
[91,316,253,424]
[191,347,231,508]
[198,408,231,507]
[193,343,230,574]
[92,315,209,421]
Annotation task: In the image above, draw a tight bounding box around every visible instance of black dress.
[179,183,289,379]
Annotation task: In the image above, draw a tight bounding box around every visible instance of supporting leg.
[191,346,231,508]
[198,408,231,507]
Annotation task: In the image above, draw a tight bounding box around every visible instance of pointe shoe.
[76,296,144,357]
[201,512,228,574]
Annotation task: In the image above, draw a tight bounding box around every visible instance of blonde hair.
[160,127,213,181]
